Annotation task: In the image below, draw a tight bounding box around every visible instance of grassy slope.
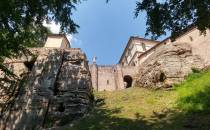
[176,70,210,113]
[68,71,210,130]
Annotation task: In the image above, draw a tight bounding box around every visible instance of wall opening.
[24,60,36,71]
[159,72,166,82]
[123,75,133,88]
[58,103,65,112]
[107,80,109,85]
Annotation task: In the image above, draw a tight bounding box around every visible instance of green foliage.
[135,0,210,39]
[0,0,81,81]
[175,70,210,113]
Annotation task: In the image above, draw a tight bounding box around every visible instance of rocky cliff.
[0,48,93,130]
[136,42,205,88]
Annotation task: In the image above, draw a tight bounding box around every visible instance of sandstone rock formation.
[0,48,93,130]
[136,42,205,88]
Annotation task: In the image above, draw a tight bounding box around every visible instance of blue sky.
[44,0,167,65]
[72,0,148,65]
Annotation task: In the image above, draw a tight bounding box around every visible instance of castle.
[1,26,210,130]
[5,26,210,92]
[89,27,210,91]
[89,37,158,91]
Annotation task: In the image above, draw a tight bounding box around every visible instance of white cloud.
[43,21,60,34]
[43,21,83,47]
[43,21,74,45]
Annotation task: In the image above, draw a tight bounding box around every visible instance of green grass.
[62,70,210,130]
[66,88,179,130]
[175,70,210,113]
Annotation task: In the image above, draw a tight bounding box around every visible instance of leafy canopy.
[135,0,210,39]
[0,0,80,76]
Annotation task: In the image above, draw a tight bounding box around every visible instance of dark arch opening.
[58,103,65,112]
[24,60,36,71]
[159,72,166,82]
[123,75,133,88]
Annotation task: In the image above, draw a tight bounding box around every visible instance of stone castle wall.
[138,28,210,67]
[136,28,210,88]
[90,28,210,91]
[97,65,118,91]
[175,28,210,66]
[89,64,138,91]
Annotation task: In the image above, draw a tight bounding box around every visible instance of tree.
[0,0,80,78]
[135,0,210,39]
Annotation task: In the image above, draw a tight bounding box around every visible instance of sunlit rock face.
[46,49,93,127]
[0,48,93,130]
[136,42,205,88]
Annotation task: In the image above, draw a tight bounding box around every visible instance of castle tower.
[91,56,98,91]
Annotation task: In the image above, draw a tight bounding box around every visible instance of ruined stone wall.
[0,48,93,130]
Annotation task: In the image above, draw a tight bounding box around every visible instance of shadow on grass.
[70,98,210,130]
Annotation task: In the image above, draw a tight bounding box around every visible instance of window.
[107,80,109,85]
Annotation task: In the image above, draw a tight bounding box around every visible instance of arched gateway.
[123,75,133,88]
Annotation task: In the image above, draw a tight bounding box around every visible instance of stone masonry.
[89,63,138,91]
[136,27,210,88]
[89,27,210,91]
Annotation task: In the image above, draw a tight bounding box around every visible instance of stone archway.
[123,75,133,88]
